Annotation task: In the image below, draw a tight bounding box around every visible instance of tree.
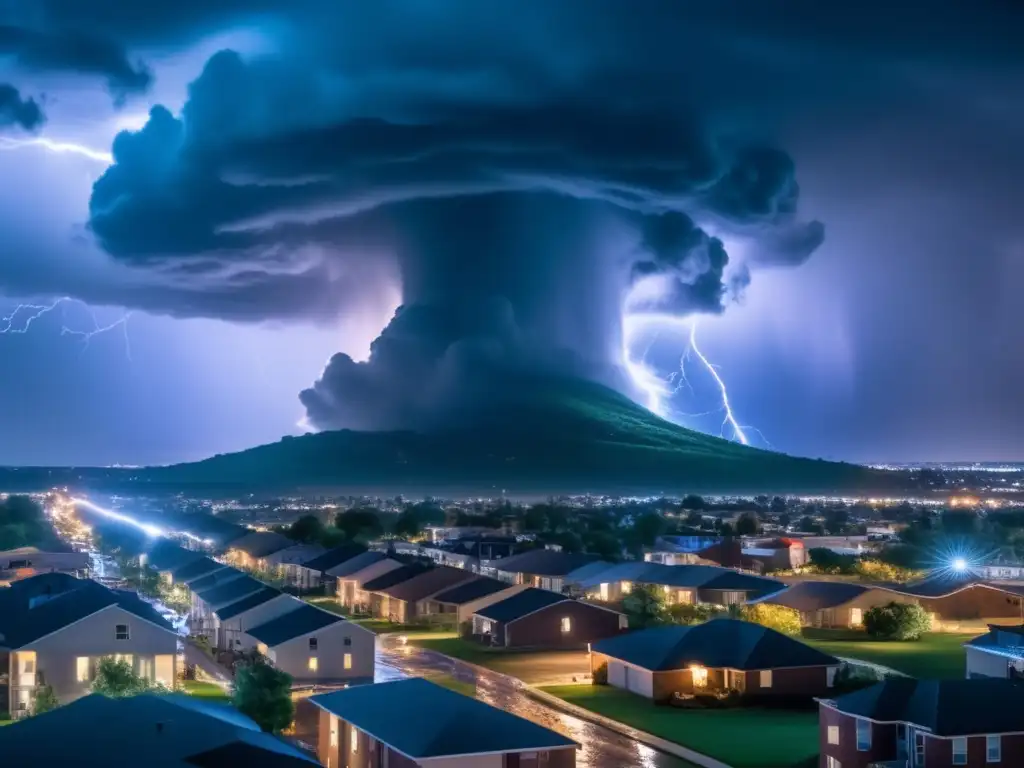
[0,495,56,550]
[808,547,856,574]
[770,496,788,516]
[392,508,423,540]
[685,510,703,527]
[622,585,668,628]
[823,508,850,535]
[668,603,724,625]
[233,660,294,733]
[741,603,803,636]
[854,559,920,584]
[91,657,157,697]
[681,495,706,511]
[718,522,735,537]
[334,508,384,541]
[584,531,622,561]
[735,513,760,536]
[32,684,59,715]
[286,514,325,544]
[631,512,666,549]
[863,602,932,641]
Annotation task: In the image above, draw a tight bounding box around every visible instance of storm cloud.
[0,83,44,132]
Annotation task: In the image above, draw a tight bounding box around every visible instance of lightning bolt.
[1,298,132,361]
[685,321,748,445]
[0,136,113,164]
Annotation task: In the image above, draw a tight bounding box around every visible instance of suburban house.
[187,565,246,595]
[742,537,808,571]
[0,546,90,585]
[0,573,178,716]
[245,603,375,684]
[224,530,296,571]
[363,564,477,623]
[283,543,366,591]
[334,551,404,611]
[191,574,265,634]
[419,535,520,572]
[211,586,304,651]
[646,535,743,568]
[818,678,1024,767]
[578,562,784,606]
[591,618,840,702]
[142,539,202,578]
[763,581,919,629]
[0,692,319,766]
[425,576,527,629]
[263,542,326,574]
[168,555,231,587]
[965,624,1024,679]
[309,677,578,767]
[486,549,607,593]
[470,587,627,648]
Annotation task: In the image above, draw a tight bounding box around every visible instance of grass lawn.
[355,619,453,637]
[541,685,818,768]
[407,636,588,684]
[302,597,351,616]
[181,679,232,702]
[801,629,967,678]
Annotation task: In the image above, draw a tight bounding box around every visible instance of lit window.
[827,725,840,745]
[308,656,318,672]
[561,617,572,633]
[952,737,967,765]
[350,725,358,753]
[76,657,90,683]
[621,581,632,594]
[987,734,1001,762]
[691,666,708,688]
[826,757,841,768]
[309,637,318,651]
[344,653,352,670]
[22,657,34,674]
[827,667,837,688]
[856,718,871,751]
[759,670,772,688]
[115,624,129,640]
[329,716,338,747]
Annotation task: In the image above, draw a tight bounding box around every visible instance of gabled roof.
[194,575,264,607]
[145,540,202,572]
[214,587,288,621]
[245,603,348,646]
[433,576,513,605]
[0,575,174,649]
[189,567,245,593]
[492,549,603,577]
[327,550,390,577]
[297,544,367,572]
[574,562,782,594]
[173,556,227,583]
[362,563,428,592]
[474,587,569,622]
[825,678,1024,736]
[0,693,318,766]
[765,581,874,611]
[592,618,838,671]
[228,531,296,559]
[310,678,576,759]
[373,566,475,603]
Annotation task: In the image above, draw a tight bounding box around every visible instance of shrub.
[32,685,59,715]
[593,662,608,685]
[863,602,932,640]
[854,559,920,584]
[668,603,725,625]
[741,603,803,636]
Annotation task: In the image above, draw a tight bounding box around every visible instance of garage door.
[624,666,653,698]
[608,661,626,688]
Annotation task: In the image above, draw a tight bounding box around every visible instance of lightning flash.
[1,298,132,360]
[0,136,113,164]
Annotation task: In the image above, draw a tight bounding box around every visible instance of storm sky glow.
[1,1,1023,466]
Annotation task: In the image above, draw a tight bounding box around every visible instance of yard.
[180,679,232,702]
[408,636,590,684]
[800,628,969,678]
[541,685,819,768]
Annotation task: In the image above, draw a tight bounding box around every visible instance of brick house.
[818,678,1024,767]
[310,677,577,767]
[591,618,839,702]
[763,582,920,629]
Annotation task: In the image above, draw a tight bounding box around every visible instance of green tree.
[334,508,384,541]
[622,585,668,628]
[583,531,621,561]
[392,508,424,539]
[286,514,325,544]
[735,513,760,536]
[863,602,932,641]
[808,547,857,574]
[668,603,725,625]
[741,603,803,636]
[91,657,158,697]
[631,512,666,549]
[681,495,706,511]
[233,660,294,733]
[32,684,59,715]
[823,508,850,535]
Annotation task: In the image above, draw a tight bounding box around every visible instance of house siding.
[503,601,623,649]
[217,594,303,650]
[965,646,1011,678]
[337,560,403,611]
[923,585,1024,624]
[804,589,919,629]
[255,620,374,683]
[17,605,177,711]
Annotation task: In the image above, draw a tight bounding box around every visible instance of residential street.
[376,636,698,768]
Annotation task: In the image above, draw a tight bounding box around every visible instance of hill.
[138,377,898,495]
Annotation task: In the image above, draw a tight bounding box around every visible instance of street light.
[951,557,968,573]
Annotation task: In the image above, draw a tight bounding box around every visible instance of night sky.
[1,1,1022,467]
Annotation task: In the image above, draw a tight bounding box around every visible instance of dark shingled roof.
[433,576,513,605]
[310,678,576,758]
[195,575,264,607]
[327,550,390,577]
[214,587,287,621]
[375,566,475,603]
[229,531,296,559]
[189,567,245,593]
[299,544,367,572]
[245,603,347,646]
[766,581,875,611]
[0,575,174,649]
[826,678,1024,736]
[362,563,428,592]
[474,587,570,622]
[898,574,1024,599]
[492,549,602,577]
[173,557,228,583]
[146,540,202,572]
[592,618,839,671]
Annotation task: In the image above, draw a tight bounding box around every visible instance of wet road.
[376,637,698,768]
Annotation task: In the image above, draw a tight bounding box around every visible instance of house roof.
[298,544,366,572]
[474,587,570,622]
[0,575,174,649]
[562,560,617,584]
[764,581,874,611]
[188,567,245,593]
[592,618,839,672]
[172,557,227,583]
[327,550,390,577]
[374,566,474,603]
[433,576,513,605]
[228,531,296,559]
[194,575,264,607]
[214,587,288,621]
[492,549,603,577]
[245,603,347,646]
[825,678,1024,736]
[0,693,318,766]
[362,563,428,592]
[575,562,782,594]
[310,678,576,759]
[146,540,202,572]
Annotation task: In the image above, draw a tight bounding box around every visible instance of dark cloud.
[0,83,44,131]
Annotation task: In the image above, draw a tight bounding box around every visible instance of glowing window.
[759,670,773,688]
[308,656,318,672]
[560,617,572,633]
[691,666,708,688]
[343,653,352,670]
[350,725,358,753]
[76,657,90,683]
[621,581,632,594]
[827,725,840,745]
